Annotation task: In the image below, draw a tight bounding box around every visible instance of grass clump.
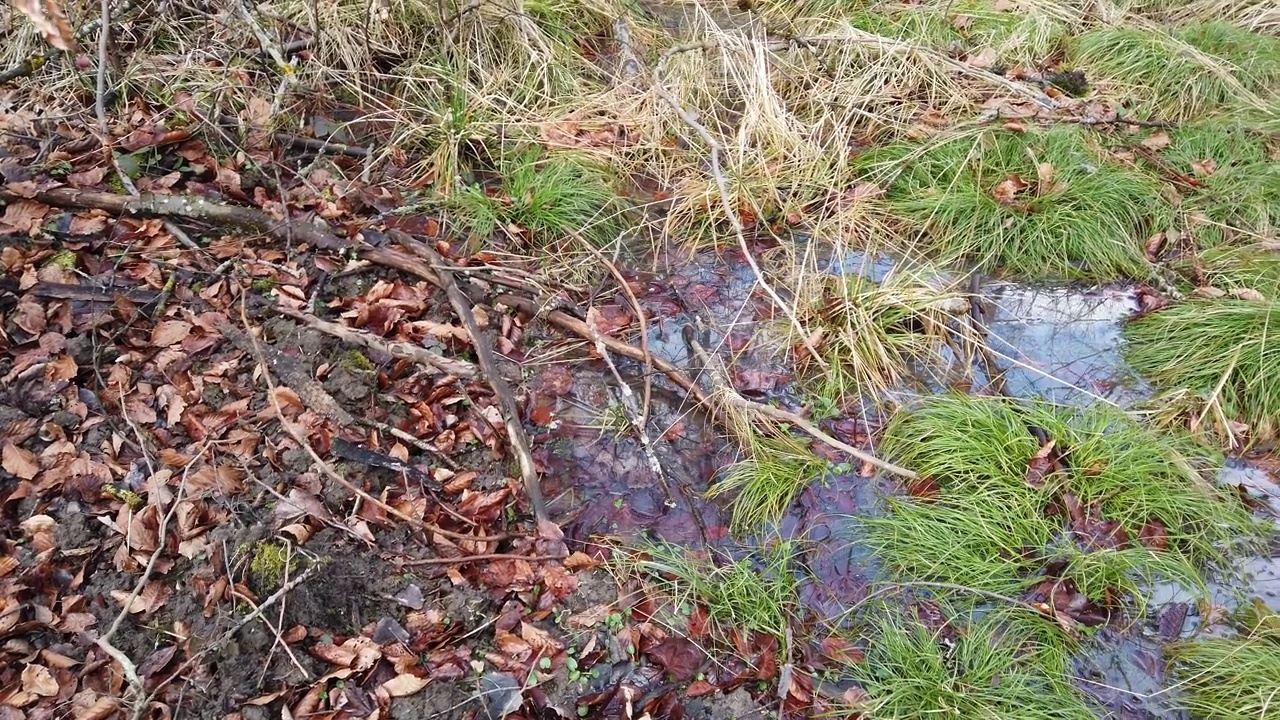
[1070,22,1280,120]
[859,126,1166,281]
[623,540,800,642]
[1149,120,1280,246]
[447,150,624,250]
[1168,602,1280,720]
[709,435,827,532]
[1125,298,1280,441]
[865,395,1261,604]
[843,605,1093,719]
[797,265,973,404]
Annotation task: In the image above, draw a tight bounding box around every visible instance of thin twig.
[390,231,549,524]
[94,0,111,136]
[685,324,917,479]
[651,40,828,370]
[274,304,480,378]
[582,239,653,422]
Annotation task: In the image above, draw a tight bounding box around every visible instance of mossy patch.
[248,540,302,594]
[865,395,1262,604]
[1125,297,1280,441]
[858,126,1166,281]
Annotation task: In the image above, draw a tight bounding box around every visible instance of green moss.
[866,395,1262,605]
[1125,298,1280,440]
[43,249,78,269]
[249,540,300,594]
[859,127,1166,280]
[339,349,376,373]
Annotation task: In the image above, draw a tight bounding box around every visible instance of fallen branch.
[493,293,719,418]
[274,305,479,379]
[390,231,550,524]
[0,186,349,250]
[396,552,567,566]
[684,324,918,480]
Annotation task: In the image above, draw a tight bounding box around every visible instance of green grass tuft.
[624,540,801,642]
[843,605,1093,719]
[1167,603,1280,720]
[448,149,625,249]
[1070,22,1280,120]
[1148,119,1280,246]
[1125,298,1280,441]
[797,266,972,405]
[709,435,827,532]
[859,127,1166,281]
[866,395,1261,604]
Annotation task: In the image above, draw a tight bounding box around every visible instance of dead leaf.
[1145,232,1166,261]
[992,174,1029,206]
[645,637,705,681]
[1190,158,1216,177]
[12,0,75,50]
[3,442,40,479]
[0,199,49,235]
[1229,288,1267,302]
[1025,439,1056,489]
[21,663,59,697]
[1035,162,1055,195]
[966,47,998,69]
[151,320,193,347]
[1140,131,1171,151]
[381,674,430,697]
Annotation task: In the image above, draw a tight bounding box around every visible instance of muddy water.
[531,247,1278,717]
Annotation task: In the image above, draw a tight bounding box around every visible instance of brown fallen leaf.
[12,0,75,50]
[382,673,431,697]
[1025,439,1056,489]
[1140,131,1171,151]
[992,174,1030,206]
[1035,162,1055,195]
[1228,287,1267,302]
[1190,158,1216,177]
[3,442,40,480]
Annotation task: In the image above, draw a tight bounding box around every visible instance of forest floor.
[2,0,1280,718]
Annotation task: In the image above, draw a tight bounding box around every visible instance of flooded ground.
[523,245,1278,718]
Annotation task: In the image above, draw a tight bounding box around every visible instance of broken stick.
[390,231,550,524]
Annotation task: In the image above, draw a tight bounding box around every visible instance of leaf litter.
[3,0,1280,718]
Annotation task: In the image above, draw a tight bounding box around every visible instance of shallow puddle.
[533,248,1277,718]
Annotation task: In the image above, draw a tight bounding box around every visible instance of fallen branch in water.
[684,324,918,480]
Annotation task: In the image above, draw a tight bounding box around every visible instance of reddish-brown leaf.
[645,637,705,681]
[992,174,1029,206]
[1025,439,1056,489]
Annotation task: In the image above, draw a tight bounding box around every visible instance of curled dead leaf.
[13,0,75,50]
[992,174,1030,206]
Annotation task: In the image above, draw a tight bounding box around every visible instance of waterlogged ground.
[529,246,1280,718]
